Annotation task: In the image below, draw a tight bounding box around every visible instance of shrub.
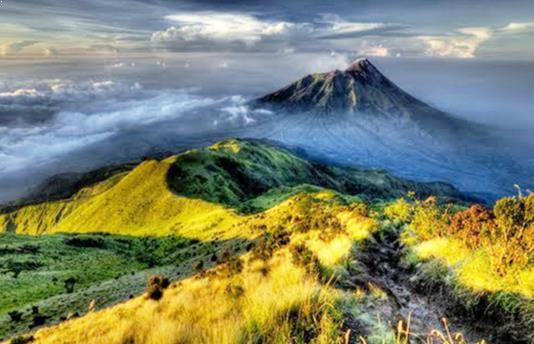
[10,335,34,344]
[448,204,494,249]
[252,228,290,261]
[225,256,243,276]
[146,275,170,301]
[290,244,320,275]
[411,193,534,276]
[31,314,47,328]
[489,194,534,275]
[409,197,448,240]
[4,260,42,279]
[225,283,245,298]
[8,310,23,322]
[384,198,413,223]
[64,277,77,293]
[64,236,106,249]
[193,260,204,274]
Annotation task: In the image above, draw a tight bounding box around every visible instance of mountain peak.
[345,57,372,73]
[255,58,426,115]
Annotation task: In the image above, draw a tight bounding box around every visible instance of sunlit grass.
[29,241,345,343]
[0,159,246,240]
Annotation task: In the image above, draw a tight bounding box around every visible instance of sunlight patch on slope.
[413,237,534,297]
[0,158,245,240]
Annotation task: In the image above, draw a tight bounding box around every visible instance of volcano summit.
[258,58,440,118]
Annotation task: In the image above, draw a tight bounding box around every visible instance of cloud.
[0,88,220,175]
[500,22,534,34]
[88,44,120,53]
[420,27,492,58]
[315,15,407,39]
[151,12,309,46]
[151,11,398,52]
[0,79,140,106]
[357,44,390,57]
[43,47,59,57]
[0,40,39,56]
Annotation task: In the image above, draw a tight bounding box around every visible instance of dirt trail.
[344,233,493,344]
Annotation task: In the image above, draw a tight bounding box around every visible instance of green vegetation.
[384,193,534,343]
[21,191,383,344]
[168,139,467,212]
[0,234,197,314]
[0,139,529,343]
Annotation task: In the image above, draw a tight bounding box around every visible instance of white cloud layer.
[0,79,140,105]
[0,79,259,176]
[420,27,492,58]
[152,12,311,45]
[0,40,38,56]
[151,11,394,51]
[500,22,534,33]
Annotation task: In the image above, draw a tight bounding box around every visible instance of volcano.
[257,58,412,113]
[257,58,437,116]
[254,58,474,138]
[247,59,532,202]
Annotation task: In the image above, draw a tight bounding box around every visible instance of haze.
[1,0,533,202]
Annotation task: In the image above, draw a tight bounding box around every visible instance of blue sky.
[1,0,534,59]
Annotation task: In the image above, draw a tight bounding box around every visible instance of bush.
[31,314,47,328]
[384,198,413,223]
[64,236,106,249]
[193,260,204,274]
[409,197,448,240]
[489,194,534,275]
[448,204,494,249]
[146,275,170,301]
[64,277,77,293]
[252,228,290,261]
[8,310,23,322]
[10,335,34,344]
[225,283,245,298]
[224,256,243,277]
[407,193,534,276]
[4,260,42,279]
[290,244,319,275]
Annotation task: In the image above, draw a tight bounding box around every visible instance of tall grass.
[386,193,534,297]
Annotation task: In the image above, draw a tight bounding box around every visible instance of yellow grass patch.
[413,237,470,266]
[0,159,245,240]
[29,246,343,344]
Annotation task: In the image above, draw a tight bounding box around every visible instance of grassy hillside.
[0,158,242,239]
[168,139,467,212]
[1,139,531,344]
[6,192,390,344]
[11,188,529,344]
[0,139,465,236]
[0,233,219,338]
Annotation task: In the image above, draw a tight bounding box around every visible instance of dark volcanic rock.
[257,58,434,117]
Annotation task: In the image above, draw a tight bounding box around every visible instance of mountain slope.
[0,157,241,238]
[256,58,451,123]
[0,139,467,235]
[247,59,533,201]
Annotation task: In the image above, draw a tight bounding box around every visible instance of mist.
[0,54,533,203]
